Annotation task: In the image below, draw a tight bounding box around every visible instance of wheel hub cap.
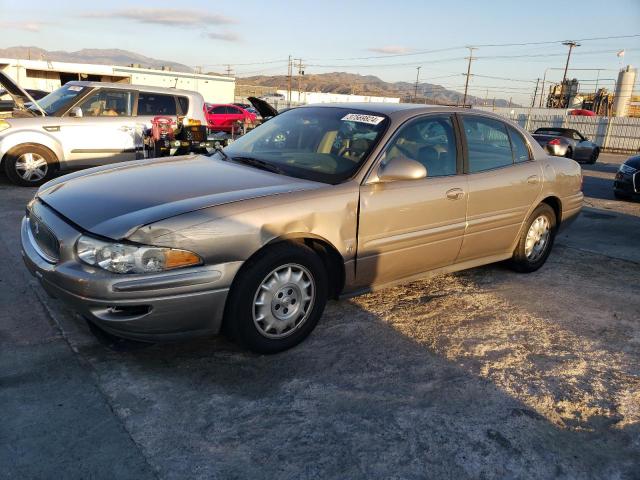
[253,264,315,339]
[15,153,48,182]
[525,215,550,261]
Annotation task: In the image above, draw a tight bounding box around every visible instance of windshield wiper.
[231,156,286,175]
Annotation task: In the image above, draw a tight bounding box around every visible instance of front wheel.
[588,148,599,164]
[224,242,328,354]
[4,144,56,187]
[509,203,557,273]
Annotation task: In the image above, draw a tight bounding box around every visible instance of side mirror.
[377,156,427,182]
[68,107,83,118]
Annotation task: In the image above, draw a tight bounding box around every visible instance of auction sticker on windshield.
[341,113,385,125]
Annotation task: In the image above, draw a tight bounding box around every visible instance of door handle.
[527,175,540,185]
[446,188,465,200]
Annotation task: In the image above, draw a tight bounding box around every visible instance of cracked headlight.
[76,235,202,274]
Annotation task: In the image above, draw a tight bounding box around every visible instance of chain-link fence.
[488,110,640,154]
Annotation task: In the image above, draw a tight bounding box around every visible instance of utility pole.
[295,58,305,104]
[462,47,477,106]
[287,55,292,107]
[413,66,421,102]
[558,41,580,108]
[531,78,540,108]
[224,64,234,77]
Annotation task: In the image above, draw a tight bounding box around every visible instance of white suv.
[0,72,207,186]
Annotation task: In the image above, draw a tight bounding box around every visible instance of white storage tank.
[613,65,637,117]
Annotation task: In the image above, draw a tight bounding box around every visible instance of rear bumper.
[21,203,242,342]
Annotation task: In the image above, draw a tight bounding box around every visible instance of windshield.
[28,84,87,115]
[223,107,389,184]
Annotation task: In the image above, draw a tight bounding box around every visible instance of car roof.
[65,81,201,97]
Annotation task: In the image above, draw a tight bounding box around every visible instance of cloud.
[0,21,47,32]
[206,32,242,42]
[367,46,413,55]
[81,8,236,27]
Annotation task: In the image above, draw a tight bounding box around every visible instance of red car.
[204,103,257,132]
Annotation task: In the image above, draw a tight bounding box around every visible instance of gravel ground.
[1,153,639,479]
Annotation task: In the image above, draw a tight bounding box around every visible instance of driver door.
[59,89,137,167]
[356,114,467,289]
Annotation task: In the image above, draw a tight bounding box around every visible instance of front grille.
[28,214,60,263]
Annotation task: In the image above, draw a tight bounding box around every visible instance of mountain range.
[0,46,192,72]
[237,72,514,107]
[1,47,515,106]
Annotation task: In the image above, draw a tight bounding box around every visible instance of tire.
[3,144,56,187]
[588,148,599,164]
[564,147,573,159]
[224,242,328,354]
[509,203,557,273]
[613,190,629,201]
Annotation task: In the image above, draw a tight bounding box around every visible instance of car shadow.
[59,251,640,479]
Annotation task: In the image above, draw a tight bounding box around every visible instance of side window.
[462,116,513,173]
[176,96,189,115]
[507,126,531,163]
[137,93,177,116]
[78,90,133,117]
[228,106,242,115]
[210,106,227,114]
[383,115,458,177]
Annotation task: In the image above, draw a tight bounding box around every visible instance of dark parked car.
[614,154,640,200]
[531,127,600,164]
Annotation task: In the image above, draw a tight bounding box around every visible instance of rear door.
[207,105,229,130]
[58,88,137,167]
[456,115,542,262]
[356,114,467,288]
[136,92,179,128]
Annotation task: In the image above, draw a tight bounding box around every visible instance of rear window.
[177,96,189,115]
[137,93,177,116]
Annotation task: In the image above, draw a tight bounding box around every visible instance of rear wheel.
[509,203,557,273]
[589,148,599,164]
[564,147,573,159]
[224,242,328,354]
[3,144,56,187]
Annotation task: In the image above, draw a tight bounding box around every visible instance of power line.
[304,33,640,61]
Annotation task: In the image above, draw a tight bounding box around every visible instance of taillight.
[548,138,561,146]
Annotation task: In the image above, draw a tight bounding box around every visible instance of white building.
[0,58,235,103]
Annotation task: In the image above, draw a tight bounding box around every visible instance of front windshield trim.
[223,106,390,185]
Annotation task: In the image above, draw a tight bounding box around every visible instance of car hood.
[37,155,323,239]
[625,155,640,170]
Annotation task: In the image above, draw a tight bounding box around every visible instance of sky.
[1,0,639,104]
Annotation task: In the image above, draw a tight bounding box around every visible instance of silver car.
[531,127,600,164]
[21,104,583,353]
[0,72,206,186]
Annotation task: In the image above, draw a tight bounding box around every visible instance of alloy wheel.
[15,152,48,182]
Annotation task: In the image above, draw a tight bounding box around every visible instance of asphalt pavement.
[1,152,639,480]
